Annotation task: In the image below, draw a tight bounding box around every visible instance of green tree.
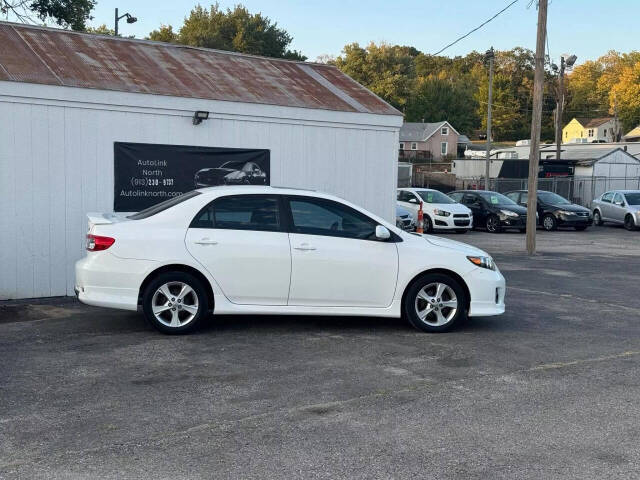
[611,61,640,132]
[334,42,418,110]
[147,4,306,60]
[148,24,179,43]
[1,0,95,30]
[85,24,116,35]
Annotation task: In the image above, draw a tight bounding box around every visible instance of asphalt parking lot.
[1,226,640,479]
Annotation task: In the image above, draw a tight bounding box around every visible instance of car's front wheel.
[593,210,603,226]
[404,273,467,333]
[542,214,557,231]
[142,272,209,334]
[486,215,501,233]
[624,214,638,231]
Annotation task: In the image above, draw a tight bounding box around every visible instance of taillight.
[86,234,115,251]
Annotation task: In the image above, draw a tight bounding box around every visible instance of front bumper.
[556,213,592,227]
[499,215,527,229]
[433,214,473,230]
[467,267,506,317]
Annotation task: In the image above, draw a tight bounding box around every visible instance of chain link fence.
[451,176,640,208]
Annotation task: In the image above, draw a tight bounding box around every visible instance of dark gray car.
[592,190,640,231]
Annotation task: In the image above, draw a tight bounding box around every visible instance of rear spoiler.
[87,212,132,229]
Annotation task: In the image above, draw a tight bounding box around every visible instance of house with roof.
[399,121,460,161]
[623,126,640,142]
[562,117,616,143]
[0,21,402,300]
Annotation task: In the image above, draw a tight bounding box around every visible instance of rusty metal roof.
[0,22,401,116]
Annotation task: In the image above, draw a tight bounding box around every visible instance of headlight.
[500,209,518,217]
[433,209,451,217]
[557,210,574,215]
[467,256,496,270]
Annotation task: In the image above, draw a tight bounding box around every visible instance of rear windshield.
[127,191,201,220]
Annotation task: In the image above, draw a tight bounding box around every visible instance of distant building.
[563,117,616,143]
[399,121,459,162]
[623,126,640,142]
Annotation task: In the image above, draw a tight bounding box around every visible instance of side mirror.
[408,198,418,204]
[375,225,391,241]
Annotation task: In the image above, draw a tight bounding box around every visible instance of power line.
[432,0,521,56]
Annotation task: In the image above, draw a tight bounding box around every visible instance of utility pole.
[485,47,495,189]
[114,7,119,36]
[526,0,548,255]
[555,54,576,159]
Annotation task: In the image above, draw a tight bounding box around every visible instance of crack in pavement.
[3,349,640,471]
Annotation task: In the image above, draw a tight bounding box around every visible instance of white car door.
[286,196,399,308]
[185,194,291,305]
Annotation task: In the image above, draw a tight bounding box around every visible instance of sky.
[70,0,640,64]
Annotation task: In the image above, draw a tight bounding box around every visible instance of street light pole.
[114,7,137,37]
[555,57,565,160]
[485,47,494,190]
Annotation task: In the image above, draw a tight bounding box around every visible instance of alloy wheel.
[414,282,458,327]
[543,215,556,231]
[151,281,199,328]
[486,216,499,233]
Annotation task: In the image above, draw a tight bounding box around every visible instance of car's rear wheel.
[404,273,467,333]
[593,210,603,226]
[142,272,208,334]
[486,215,501,233]
[542,214,557,231]
[624,214,638,231]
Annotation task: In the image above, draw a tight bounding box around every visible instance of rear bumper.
[75,253,158,311]
[467,267,506,317]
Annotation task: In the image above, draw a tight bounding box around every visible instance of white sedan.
[397,188,473,233]
[76,186,505,334]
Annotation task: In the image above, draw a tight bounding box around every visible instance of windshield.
[127,191,200,219]
[416,190,455,204]
[624,193,640,205]
[476,191,516,205]
[538,191,571,205]
[221,161,246,169]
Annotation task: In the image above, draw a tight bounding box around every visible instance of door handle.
[293,243,316,251]
[195,238,218,245]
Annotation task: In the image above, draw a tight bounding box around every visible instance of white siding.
[0,82,400,299]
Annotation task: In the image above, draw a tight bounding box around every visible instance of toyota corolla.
[76,187,505,334]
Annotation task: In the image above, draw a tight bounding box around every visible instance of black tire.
[486,215,502,233]
[403,273,467,333]
[624,214,638,231]
[142,271,209,334]
[593,210,603,226]
[574,226,588,231]
[455,229,468,234]
[542,213,558,231]
[423,215,433,233]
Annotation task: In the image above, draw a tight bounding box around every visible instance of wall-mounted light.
[192,111,210,126]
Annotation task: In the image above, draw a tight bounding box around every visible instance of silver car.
[396,205,416,231]
[592,190,640,231]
